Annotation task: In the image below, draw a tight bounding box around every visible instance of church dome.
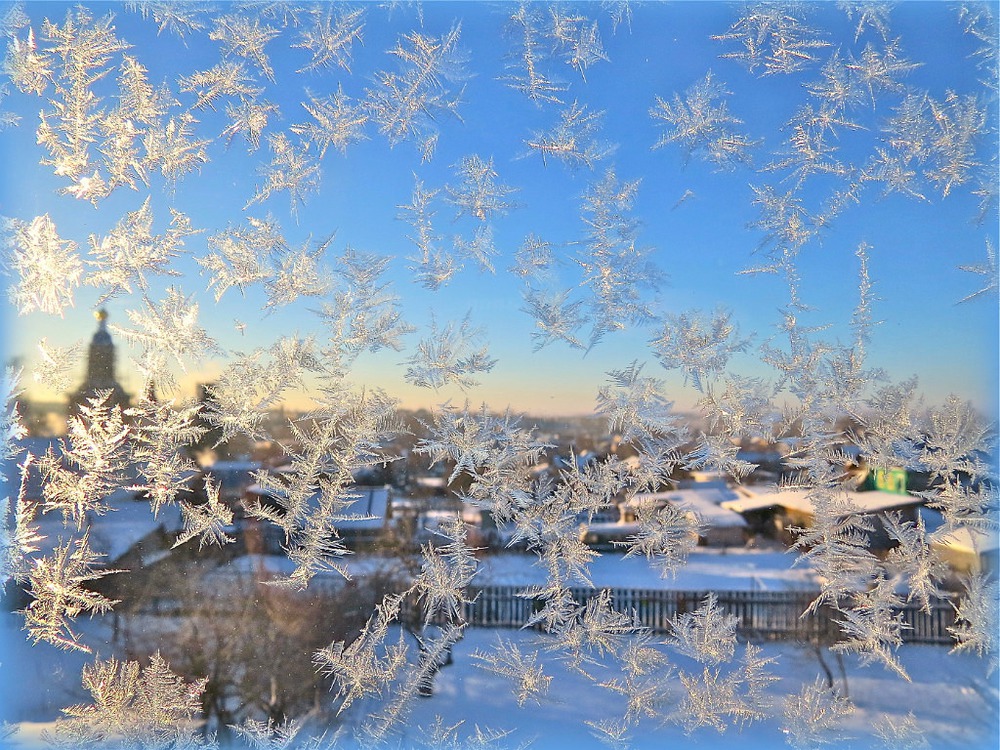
[91,308,113,346]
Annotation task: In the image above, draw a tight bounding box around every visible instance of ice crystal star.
[6,214,83,316]
[247,133,322,218]
[472,638,552,707]
[293,87,368,158]
[209,13,280,83]
[404,314,497,391]
[174,475,234,550]
[526,100,615,170]
[21,531,120,653]
[294,6,364,74]
[368,24,468,160]
[651,72,757,169]
[86,198,198,302]
[112,287,220,385]
[446,155,519,222]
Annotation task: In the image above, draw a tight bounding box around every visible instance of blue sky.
[1,1,997,418]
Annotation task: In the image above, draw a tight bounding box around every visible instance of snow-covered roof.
[632,488,748,528]
[244,483,391,529]
[721,487,924,517]
[31,488,182,563]
[583,521,643,537]
[203,553,412,586]
[415,476,447,489]
[339,485,392,528]
[478,548,819,592]
[687,471,729,484]
[933,526,1000,554]
[204,459,260,472]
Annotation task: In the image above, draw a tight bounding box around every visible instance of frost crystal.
[669,593,738,666]
[622,497,700,577]
[179,60,260,112]
[126,394,203,515]
[368,24,468,160]
[446,155,519,222]
[222,94,279,152]
[293,87,368,158]
[5,27,50,96]
[949,573,999,674]
[651,72,757,169]
[21,531,119,652]
[957,238,998,304]
[6,214,83,316]
[713,2,829,76]
[578,169,660,346]
[500,4,566,105]
[247,133,322,217]
[404,314,496,391]
[198,214,284,301]
[526,101,615,170]
[209,13,279,83]
[0,3,997,746]
[173,474,234,550]
[472,638,552,707]
[314,247,414,370]
[294,6,364,74]
[651,309,751,392]
[414,402,549,522]
[113,289,218,388]
[782,677,853,748]
[399,177,456,290]
[37,391,130,524]
[264,235,331,310]
[47,653,207,746]
[86,198,198,302]
[521,287,587,351]
[413,515,479,624]
[36,7,128,189]
[548,5,609,80]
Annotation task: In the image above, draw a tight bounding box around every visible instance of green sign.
[873,467,907,495]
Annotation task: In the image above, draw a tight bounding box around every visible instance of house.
[579,520,645,551]
[627,487,749,547]
[200,459,260,502]
[930,525,999,578]
[580,485,749,550]
[338,484,395,548]
[720,486,927,551]
[238,482,394,554]
[4,485,185,610]
[84,489,184,569]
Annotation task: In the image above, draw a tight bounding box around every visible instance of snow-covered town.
[3,310,997,747]
[2,1,998,749]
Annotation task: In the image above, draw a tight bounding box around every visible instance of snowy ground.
[0,549,994,749]
[336,628,999,750]
[476,546,821,591]
[208,544,822,593]
[3,610,998,750]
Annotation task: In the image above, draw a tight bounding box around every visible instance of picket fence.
[137,575,959,646]
[455,585,958,645]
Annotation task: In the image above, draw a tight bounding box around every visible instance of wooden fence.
[141,574,960,646]
[453,586,958,645]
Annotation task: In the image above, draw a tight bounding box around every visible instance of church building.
[68,308,131,417]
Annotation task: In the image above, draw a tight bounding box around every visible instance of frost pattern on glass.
[0,2,996,748]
